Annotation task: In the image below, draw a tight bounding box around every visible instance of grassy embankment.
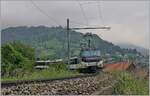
[2,63,79,82]
[112,71,149,95]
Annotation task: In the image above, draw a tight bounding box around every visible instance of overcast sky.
[1,0,149,49]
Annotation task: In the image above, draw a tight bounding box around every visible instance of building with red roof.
[103,61,149,79]
[103,61,136,72]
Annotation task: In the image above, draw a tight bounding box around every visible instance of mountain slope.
[1,26,139,59]
[118,43,149,56]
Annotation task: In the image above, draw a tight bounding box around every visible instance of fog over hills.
[117,43,149,56]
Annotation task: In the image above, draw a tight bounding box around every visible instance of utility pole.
[67,18,70,67]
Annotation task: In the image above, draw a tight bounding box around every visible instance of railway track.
[1,73,98,88]
[2,72,116,95]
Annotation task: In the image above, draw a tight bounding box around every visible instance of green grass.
[2,64,79,82]
[112,72,149,95]
[2,70,79,82]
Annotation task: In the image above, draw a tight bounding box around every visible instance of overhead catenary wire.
[79,1,96,5]
[96,1,105,39]
[30,0,61,26]
[30,0,68,58]
[69,20,86,27]
[77,0,89,26]
[97,1,105,25]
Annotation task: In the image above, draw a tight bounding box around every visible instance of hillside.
[1,26,139,59]
[117,43,149,56]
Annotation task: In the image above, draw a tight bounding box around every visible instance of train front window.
[81,50,101,57]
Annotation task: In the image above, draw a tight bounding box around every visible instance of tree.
[1,42,35,77]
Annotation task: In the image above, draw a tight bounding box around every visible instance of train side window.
[74,58,79,64]
[70,58,79,64]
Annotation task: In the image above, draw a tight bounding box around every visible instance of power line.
[79,1,96,5]
[97,1,105,25]
[76,0,89,26]
[96,1,106,39]
[30,0,61,26]
[70,20,86,27]
[30,0,67,58]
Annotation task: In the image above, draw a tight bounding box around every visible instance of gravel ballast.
[2,73,116,95]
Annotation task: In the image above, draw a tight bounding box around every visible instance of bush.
[113,72,149,95]
[1,42,35,77]
[48,63,67,71]
[12,41,35,60]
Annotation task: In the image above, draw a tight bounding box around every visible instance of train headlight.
[98,61,103,67]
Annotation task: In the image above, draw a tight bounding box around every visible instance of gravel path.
[2,73,115,95]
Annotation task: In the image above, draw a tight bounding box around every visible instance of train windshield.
[81,50,101,57]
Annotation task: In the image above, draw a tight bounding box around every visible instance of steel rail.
[1,73,99,88]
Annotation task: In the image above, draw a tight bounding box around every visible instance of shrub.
[1,42,35,77]
[113,72,149,95]
[48,63,67,71]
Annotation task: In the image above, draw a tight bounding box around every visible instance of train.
[68,33,104,73]
[69,49,103,73]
